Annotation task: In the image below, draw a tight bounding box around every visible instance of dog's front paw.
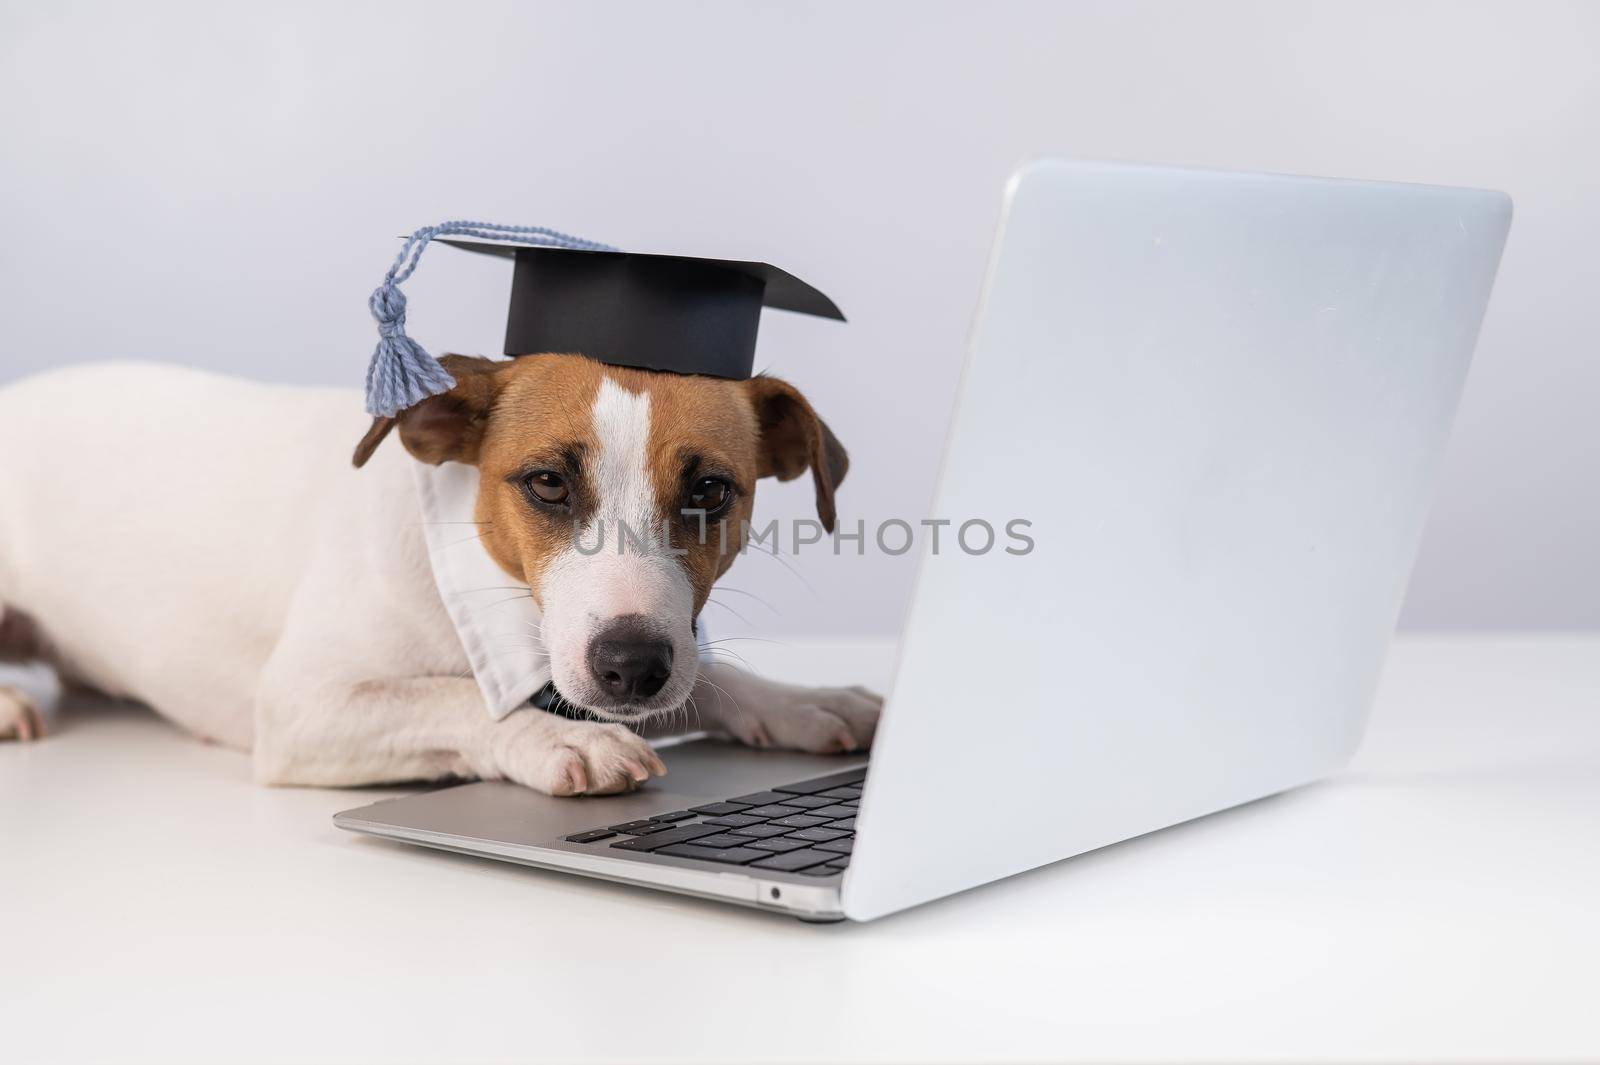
[717,679,883,755]
[0,685,46,742]
[491,715,667,797]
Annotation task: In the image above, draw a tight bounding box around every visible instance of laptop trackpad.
[337,737,866,846]
[651,736,866,798]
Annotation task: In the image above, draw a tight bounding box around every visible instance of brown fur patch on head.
[352,354,849,617]
[480,357,762,614]
[634,368,763,609]
[470,355,606,594]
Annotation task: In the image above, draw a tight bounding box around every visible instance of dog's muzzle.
[585,615,674,705]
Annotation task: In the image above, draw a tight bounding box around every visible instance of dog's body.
[0,361,879,792]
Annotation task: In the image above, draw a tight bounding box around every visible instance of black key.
[842,799,859,807]
[799,865,841,876]
[773,778,844,796]
[819,787,861,800]
[815,838,854,855]
[821,860,849,872]
[774,767,868,795]
[658,844,769,865]
[775,794,835,809]
[750,848,837,872]
[748,836,811,853]
[829,817,856,831]
[650,810,695,823]
[704,813,766,828]
[700,847,772,865]
[729,824,790,839]
[652,843,721,862]
[728,791,794,806]
[693,833,755,849]
[788,826,849,843]
[769,814,828,829]
[563,829,616,844]
[689,801,751,817]
[608,819,657,833]
[610,823,721,852]
[810,804,857,819]
[742,803,803,819]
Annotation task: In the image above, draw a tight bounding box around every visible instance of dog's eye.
[525,471,569,505]
[687,476,732,515]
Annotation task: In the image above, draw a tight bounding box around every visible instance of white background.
[2,0,1596,637]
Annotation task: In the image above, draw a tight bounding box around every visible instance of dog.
[0,357,881,794]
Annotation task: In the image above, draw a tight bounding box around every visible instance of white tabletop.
[4,634,1598,1064]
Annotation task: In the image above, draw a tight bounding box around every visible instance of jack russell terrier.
[0,358,881,794]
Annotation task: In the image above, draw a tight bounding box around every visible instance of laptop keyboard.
[561,766,865,877]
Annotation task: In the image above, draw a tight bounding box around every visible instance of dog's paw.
[721,682,883,755]
[0,685,47,742]
[492,715,667,797]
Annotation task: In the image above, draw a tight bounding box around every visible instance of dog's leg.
[0,606,60,741]
[0,680,51,741]
[253,675,666,795]
[688,661,882,754]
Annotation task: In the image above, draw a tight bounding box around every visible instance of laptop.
[334,158,1512,922]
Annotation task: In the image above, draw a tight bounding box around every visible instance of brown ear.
[351,416,395,467]
[745,375,850,531]
[351,355,505,468]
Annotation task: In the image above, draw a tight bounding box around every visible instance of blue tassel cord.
[364,221,616,417]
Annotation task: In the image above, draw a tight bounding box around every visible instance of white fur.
[591,376,656,530]
[689,661,881,755]
[0,363,879,794]
[540,378,697,718]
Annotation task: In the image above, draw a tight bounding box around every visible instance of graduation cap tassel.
[365,282,453,418]
[364,220,617,417]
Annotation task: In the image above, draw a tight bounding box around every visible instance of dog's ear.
[744,375,850,532]
[351,355,505,468]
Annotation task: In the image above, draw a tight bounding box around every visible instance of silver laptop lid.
[844,160,1511,920]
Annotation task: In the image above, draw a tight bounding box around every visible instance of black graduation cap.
[362,222,845,418]
[440,240,844,379]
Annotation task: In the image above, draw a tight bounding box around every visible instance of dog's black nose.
[588,622,673,702]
